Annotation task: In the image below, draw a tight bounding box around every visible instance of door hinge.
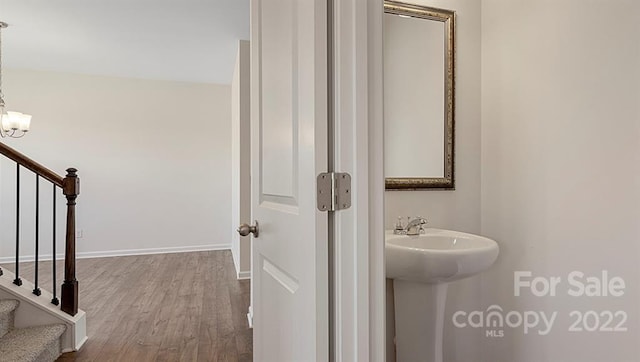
[317,172,351,212]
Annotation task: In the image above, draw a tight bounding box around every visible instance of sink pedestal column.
[393,280,448,362]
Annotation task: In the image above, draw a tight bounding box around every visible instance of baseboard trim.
[76,244,232,259]
[71,335,89,352]
[231,250,251,280]
[236,270,251,280]
[0,244,232,263]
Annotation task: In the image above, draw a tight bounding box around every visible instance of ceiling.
[0,0,250,84]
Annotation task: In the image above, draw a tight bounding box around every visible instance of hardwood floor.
[1,250,252,361]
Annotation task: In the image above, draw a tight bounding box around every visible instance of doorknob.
[237,221,259,238]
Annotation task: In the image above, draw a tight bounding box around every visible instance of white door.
[249,0,328,361]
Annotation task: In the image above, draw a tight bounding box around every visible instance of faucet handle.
[393,217,407,235]
[395,216,404,230]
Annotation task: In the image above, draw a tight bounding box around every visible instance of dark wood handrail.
[0,142,64,187]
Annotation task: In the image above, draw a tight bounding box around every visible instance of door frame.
[331,0,384,360]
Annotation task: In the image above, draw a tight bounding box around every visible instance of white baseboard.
[75,244,232,259]
[0,244,231,264]
[236,270,251,280]
[0,253,64,264]
[231,250,251,280]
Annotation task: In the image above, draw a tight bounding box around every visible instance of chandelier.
[0,21,31,138]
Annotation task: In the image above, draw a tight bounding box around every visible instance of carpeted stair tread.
[0,324,66,362]
[0,299,19,338]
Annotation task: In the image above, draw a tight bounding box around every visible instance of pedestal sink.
[386,229,499,362]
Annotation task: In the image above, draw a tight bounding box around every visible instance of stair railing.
[0,142,79,316]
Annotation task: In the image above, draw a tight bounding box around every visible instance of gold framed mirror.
[383,1,455,190]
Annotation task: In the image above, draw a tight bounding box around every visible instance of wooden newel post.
[61,168,79,316]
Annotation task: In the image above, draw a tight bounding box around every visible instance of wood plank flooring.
[1,250,252,362]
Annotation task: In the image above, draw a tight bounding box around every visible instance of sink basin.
[386,228,499,284]
[387,229,499,362]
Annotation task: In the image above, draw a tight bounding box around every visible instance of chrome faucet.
[393,216,427,235]
[405,217,427,235]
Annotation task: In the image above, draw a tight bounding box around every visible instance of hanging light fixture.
[0,21,31,138]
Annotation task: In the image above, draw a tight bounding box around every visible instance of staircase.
[0,141,86,354]
[0,300,66,361]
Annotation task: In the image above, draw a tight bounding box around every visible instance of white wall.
[0,69,232,259]
[383,0,483,360]
[480,1,640,361]
[231,40,251,279]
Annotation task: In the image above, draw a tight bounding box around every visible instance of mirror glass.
[383,2,455,190]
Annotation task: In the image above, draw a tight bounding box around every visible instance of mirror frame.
[384,1,456,190]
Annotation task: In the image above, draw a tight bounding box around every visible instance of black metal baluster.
[33,175,41,296]
[14,164,22,286]
[51,184,59,305]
